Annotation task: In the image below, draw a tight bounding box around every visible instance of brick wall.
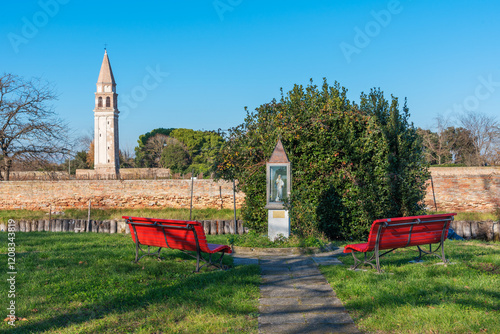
[1,167,498,213]
[75,168,172,179]
[425,167,500,212]
[0,179,244,211]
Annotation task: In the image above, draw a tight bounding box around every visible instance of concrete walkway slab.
[313,257,344,265]
[232,252,360,334]
[233,257,259,265]
[258,322,360,334]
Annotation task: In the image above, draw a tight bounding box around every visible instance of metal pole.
[189,170,194,220]
[219,186,223,210]
[233,179,237,234]
[88,200,91,222]
[430,175,438,212]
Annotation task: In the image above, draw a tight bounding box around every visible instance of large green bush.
[216,79,429,240]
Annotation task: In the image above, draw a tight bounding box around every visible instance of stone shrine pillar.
[265,139,291,240]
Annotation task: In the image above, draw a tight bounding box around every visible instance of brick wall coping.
[0,179,233,185]
[429,166,499,176]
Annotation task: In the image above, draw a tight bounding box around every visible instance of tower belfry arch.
[94,49,119,177]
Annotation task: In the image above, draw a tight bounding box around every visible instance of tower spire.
[97,50,115,85]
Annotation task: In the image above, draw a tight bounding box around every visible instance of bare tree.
[119,145,135,168]
[493,146,500,166]
[418,115,456,165]
[0,73,69,180]
[458,111,500,165]
[443,126,476,165]
[75,128,93,153]
[417,128,439,164]
[144,134,182,168]
[433,115,455,164]
[86,140,94,168]
[418,114,478,166]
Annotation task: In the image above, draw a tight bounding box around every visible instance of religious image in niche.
[270,166,287,202]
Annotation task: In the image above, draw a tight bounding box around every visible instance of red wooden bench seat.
[343,213,456,273]
[123,216,232,272]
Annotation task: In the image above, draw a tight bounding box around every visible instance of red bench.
[123,216,232,272]
[343,213,456,273]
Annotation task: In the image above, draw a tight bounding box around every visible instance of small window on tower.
[106,97,111,108]
[98,97,103,107]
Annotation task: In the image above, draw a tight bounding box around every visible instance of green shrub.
[216,79,428,240]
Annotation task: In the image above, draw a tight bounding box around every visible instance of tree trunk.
[3,158,12,181]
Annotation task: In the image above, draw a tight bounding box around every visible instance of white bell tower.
[94,49,119,177]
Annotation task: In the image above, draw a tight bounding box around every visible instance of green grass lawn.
[321,240,500,334]
[452,211,499,222]
[0,233,259,333]
[2,231,499,334]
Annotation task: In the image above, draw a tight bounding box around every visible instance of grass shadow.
[0,233,260,334]
[320,240,500,333]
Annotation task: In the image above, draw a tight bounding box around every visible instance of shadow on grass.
[346,281,500,318]
[341,240,500,271]
[323,241,500,329]
[1,233,260,334]
[10,270,258,333]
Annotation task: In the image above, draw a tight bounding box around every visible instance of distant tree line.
[417,112,500,166]
[132,128,224,175]
[70,128,223,177]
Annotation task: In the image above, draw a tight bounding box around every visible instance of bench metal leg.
[441,243,446,262]
[416,242,447,263]
[350,248,396,273]
[195,248,201,273]
[131,225,162,263]
[413,221,449,264]
[210,252,229,270]
[133,243,162,263]
[350,224,389,273]
[135,240,140,262]
[375,244,381,273]
[350,252,377,271]
[179,249,230,273]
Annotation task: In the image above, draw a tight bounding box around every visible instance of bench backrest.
[365,213,456,251]
[123,216,211,253]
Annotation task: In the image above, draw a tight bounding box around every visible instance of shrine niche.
[265,139,291,239]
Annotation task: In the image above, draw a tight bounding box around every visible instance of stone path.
[233,251,361,334]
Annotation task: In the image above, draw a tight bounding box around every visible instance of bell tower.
[94,49,119,177]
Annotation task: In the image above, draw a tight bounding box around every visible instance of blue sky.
[2,0,499,152]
